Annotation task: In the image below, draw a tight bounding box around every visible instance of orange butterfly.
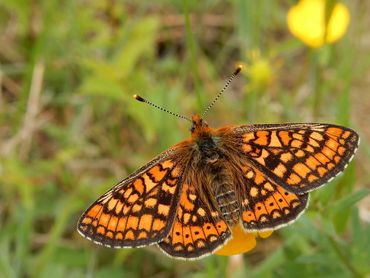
[77,66,359,259]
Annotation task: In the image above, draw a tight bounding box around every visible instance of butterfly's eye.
[190,125,196,133]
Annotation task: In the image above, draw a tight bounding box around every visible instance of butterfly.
[77,66,359,259]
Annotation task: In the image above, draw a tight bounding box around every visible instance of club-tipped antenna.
[202,65,243,117]
[133,94,192,122]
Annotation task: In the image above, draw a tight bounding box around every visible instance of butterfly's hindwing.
[158,182,231,259]
[237,162,308,231]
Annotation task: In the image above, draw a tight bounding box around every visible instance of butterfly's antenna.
[202,65,243,117]
[133,94,192,122]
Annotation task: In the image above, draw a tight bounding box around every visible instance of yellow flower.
[287,0,350,48]
[241,49,278,93]
[215,225,273,256]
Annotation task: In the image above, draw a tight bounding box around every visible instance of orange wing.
[219,123,359,194]
[158,183,231,259]
[77,148,188,248]
[235,161,308,231]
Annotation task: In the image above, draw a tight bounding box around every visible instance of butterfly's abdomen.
[212,169,240,226]
[216,187,239,225]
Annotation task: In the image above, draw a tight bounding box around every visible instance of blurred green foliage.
[0,0,369,277]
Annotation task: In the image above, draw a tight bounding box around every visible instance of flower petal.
[287,0,350,48]
[327,3,350,43]
[215,225,256,256]
[258,230,273,238]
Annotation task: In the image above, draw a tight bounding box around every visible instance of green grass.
[1,1,370,277]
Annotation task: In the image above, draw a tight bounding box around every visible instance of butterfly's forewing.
[78,144,190,248]
[158,182,231,259]
[220,123,359,194]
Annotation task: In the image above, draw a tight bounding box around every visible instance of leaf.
[114,16,160,78]
[79,16,159,100]
[79,75,127,101]
[330,189,370,233]
[330,189,370,215]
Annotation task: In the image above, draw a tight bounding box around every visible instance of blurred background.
[0,0,369,277]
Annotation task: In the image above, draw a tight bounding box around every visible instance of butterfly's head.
[190,114,211,138]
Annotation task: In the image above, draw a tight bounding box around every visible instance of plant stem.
[183,0,203,110]
[311,50,323,120]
